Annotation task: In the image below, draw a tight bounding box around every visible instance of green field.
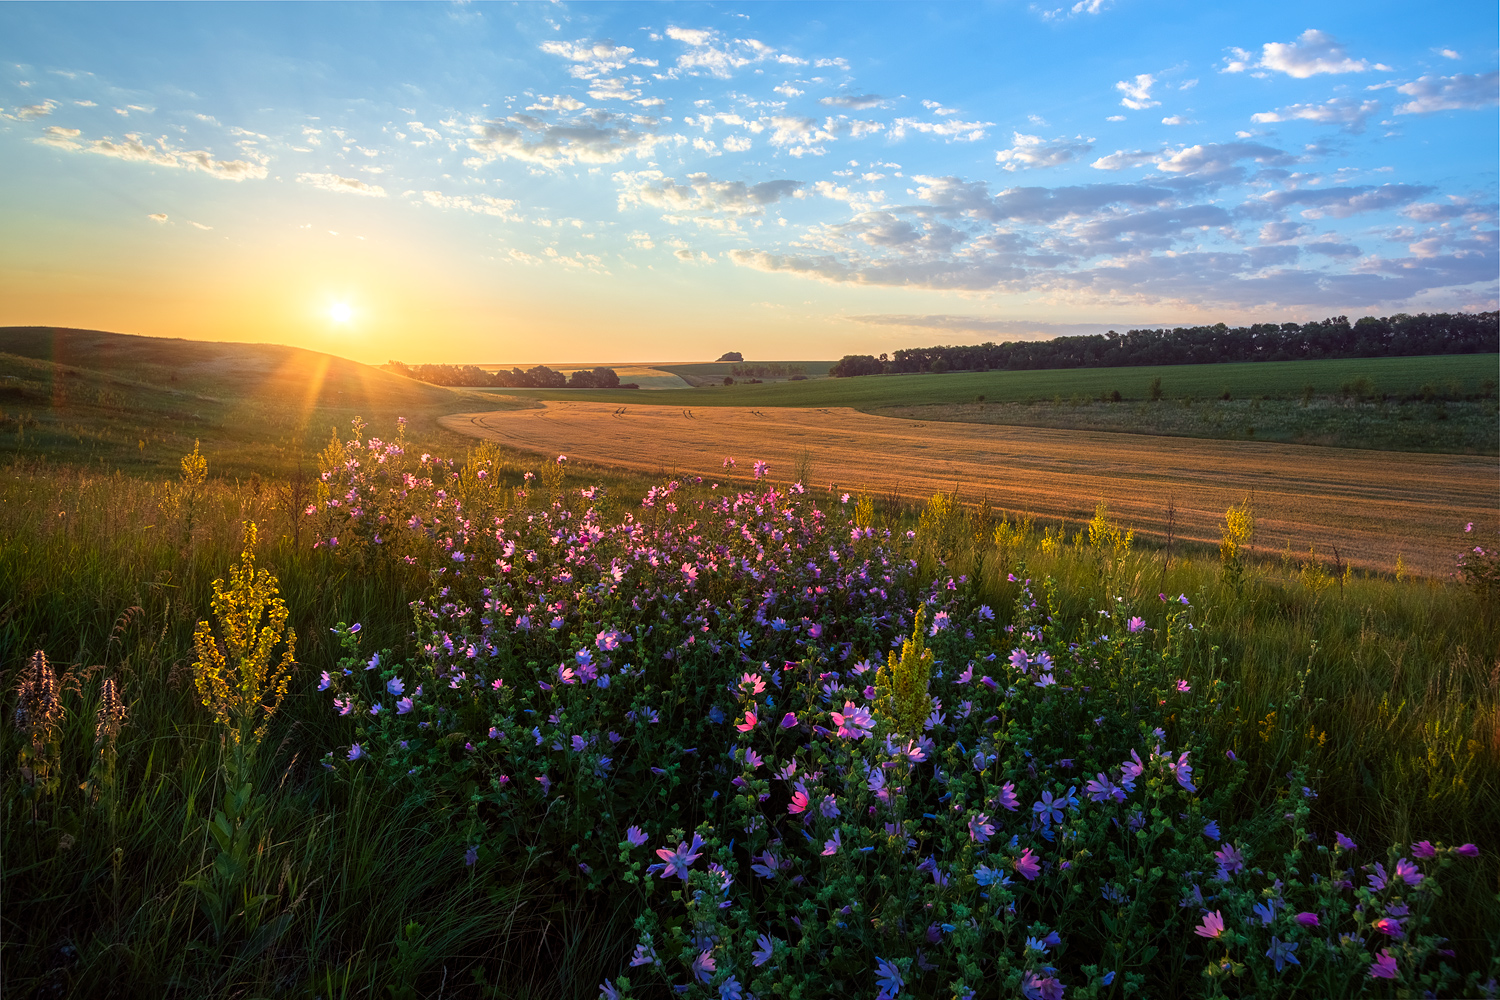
[0,327,536,478]
[488,354,1498,409]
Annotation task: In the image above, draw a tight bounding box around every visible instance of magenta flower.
[996,781,1020,812]
[625,825,649,847]
[831,701,874,739]
[1176,679,1191,693]
[1293,911,1320,928]
[968,812,995,844]
[1456,843,1479,857]
[1368,949,1399,980]
[1128,616,1145,633]
[654,832,705,880]
[1014,848,1041,880]
[1194,910,1225,939]
[753,460,768,480]
[780,712,799,729]
[1411,840,1436,858]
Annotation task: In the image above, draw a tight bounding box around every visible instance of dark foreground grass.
[1,428,1496,997]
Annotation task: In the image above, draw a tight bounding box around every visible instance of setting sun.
[329,302,353,324]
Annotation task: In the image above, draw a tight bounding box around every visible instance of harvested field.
[444,402,1497,578]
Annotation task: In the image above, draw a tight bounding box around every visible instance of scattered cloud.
[819,93,886,110]
[1255,182,1433,219]
[4,99,57,120]
[1437,48,1460,60]
[1161,115,1197,126]
[190,221,212,230]
[923,100,959,116]
[1115,74,1158,110]
[527,95,587,112]
[298,172,388,197]
[890,117,992,142]
[421,190,520,219]
[665,25,787,79]
[774,83,803,98]
[38,128,269,180]
[1091,141,1294,175]
[148,213,168,223]
[465,112,676,168]
[1393,73,1499,114]
[1226,30,1387,78]
[1251,97,1382,132]
[614,170,804,217]
[994,132,1094,171]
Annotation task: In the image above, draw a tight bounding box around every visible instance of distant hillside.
[0,327,530,476]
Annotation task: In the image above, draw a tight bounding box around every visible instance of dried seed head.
[14,650,64,739]
[95,676,127,747]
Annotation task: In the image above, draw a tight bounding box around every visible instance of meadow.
[2,331,1498,998]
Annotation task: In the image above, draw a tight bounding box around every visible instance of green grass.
[0,326,538,479]
[489,354,1497,409]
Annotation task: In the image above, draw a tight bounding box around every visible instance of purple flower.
[347,743,363,761]
[1119,749,1144,790]
[396,697,414,714]
[968,812,995,844]
[1411,840,1436,859]
[464,845,477,866]
[1014,848,1041,881]
[598,981,621,1000]
[1168,751,1197,792]
[832,701,875,739]
[1368,949,1399,980]
[1394,857,1423,886]
[780,712,799,729]
[654,833,705,880]
[1086,772,1125,804]
[1294,911,1320,928]
[629,940,659,967]
[874,957,904,997]
[1335,831,1358,851]
[1214,844,1245,880]
[1374,917,1405,939]
[318,671,331,691]
[1021,974,1065,1000]
[1128,616,1145,633]
[1176,679,1191,693]
[1033,791,1065,827]
[1265,937,1299,972]
[1456,843,1479,857]
[625,825,649,847]
[821,829,842,855]
[752,934,776,967]
[691,950,716,984]
[996,781,1020,812]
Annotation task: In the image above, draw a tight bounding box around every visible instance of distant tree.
[566,367,621,389]
[828,354,885,377]
[723,376,735,385]
[717,351,744,362]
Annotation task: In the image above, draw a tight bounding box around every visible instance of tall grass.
[2,449,1495,996]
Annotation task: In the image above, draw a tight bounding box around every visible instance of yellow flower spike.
[192,522,298,748]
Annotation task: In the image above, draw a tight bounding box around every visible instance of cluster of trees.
[385,361,622,389]
[830,312,1499,377]
[730,362,807,377]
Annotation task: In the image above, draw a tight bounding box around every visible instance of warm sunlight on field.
[446,401,1494,577]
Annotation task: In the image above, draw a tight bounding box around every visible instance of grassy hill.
[0,327,534,477]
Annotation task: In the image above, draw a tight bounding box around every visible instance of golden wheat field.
[444,401,1495,577]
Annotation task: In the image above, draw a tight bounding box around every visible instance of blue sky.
[1,1,1495,363]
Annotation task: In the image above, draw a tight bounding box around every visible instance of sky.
[1,1,1495,365]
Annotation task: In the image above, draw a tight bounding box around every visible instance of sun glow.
[329,302,353,324]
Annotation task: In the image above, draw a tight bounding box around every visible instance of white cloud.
[74,99,96,107]
[586,78,642,102]
[1161,115,1197,125]
[665,25,786,79]
[723,134,753,152]
[1091,141,1293,176]
[190,221,212,230]
[673,248,715,263]
[1115,74,1158,110]
[4,99,56,120]
[1437,49,1460,60]
[774,83,804,97]
[1251,98,1381,132]
[148,213,168,223]
[614,170,804,217]
[1393,73,1499,114]
[995,132,1094,171]
[922,100,959,116]
[526,96,587,113]
[466,113,677,168]
[539,38,635,78]
[692,136,721,156]
[298,172,387,197]
[1256,182,1433,219]
[1106,115,1126,122]
[890,118,992,142]
[421,190,520,219]
[1247,30,1385,79]
[820,93,886,110]
[38,129,269,180]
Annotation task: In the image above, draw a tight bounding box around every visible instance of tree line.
[384,361,624,389]
[830,311,1498,377]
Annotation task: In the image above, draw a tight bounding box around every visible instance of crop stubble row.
[444,402,1496,578]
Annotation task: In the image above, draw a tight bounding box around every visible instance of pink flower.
[968,812,995,844]
[1013,848,1041,881]
[1411,840,1436,858]
[736,709,758,732]
[654,833,705,880]
[1368,949,1399,980]
[1194,910,1225,939]
[753,460,769,480]
[788,789,810,814]
[1176,679,1191,693]
[1128,616,1145,633]
[995,782,1020,812]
